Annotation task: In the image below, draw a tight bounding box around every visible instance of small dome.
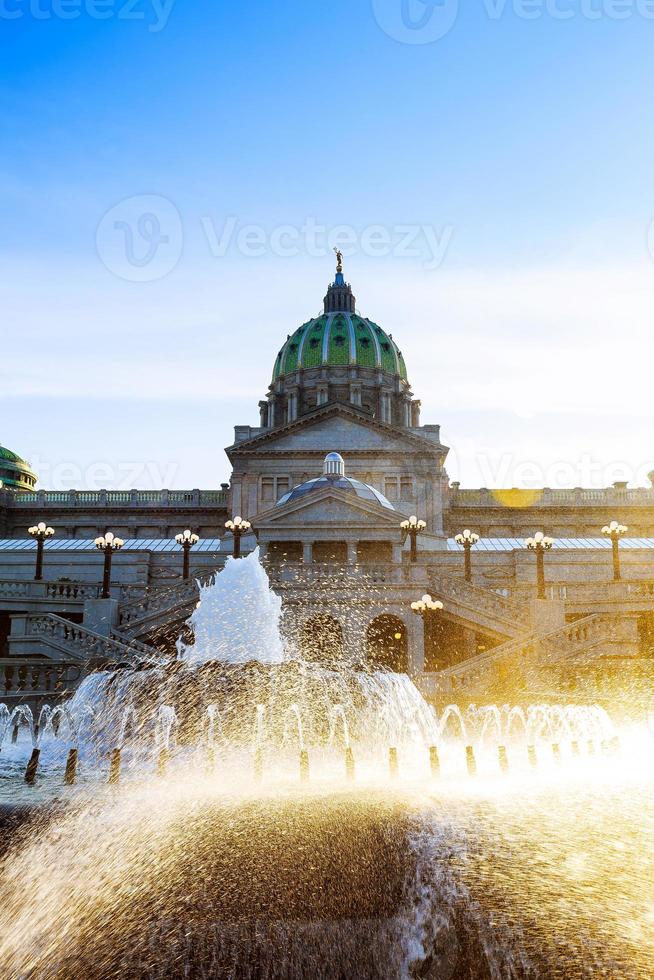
[276,453,395,510]
[0,444,37,491]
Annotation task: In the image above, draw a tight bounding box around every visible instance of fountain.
[0,548,652,978]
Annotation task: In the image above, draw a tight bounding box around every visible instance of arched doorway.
[299,615,343,663]
[366,615,408,672]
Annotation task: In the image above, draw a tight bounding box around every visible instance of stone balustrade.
[0,579,101,603]
[0,659,83,698]
[7,489,227,508]
[24,613,157,665]
[450,486,654,508]
[429,612,614,697]
[426,570,530,628]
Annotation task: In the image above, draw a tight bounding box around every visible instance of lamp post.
[454,529,480,582]
[411,593,444,672]
[400,515,426,562]
[525,532,554,599]
[225,516,251,559]
[175,529,199,580]
[28,522,54,581]
[601,520,628,581]
[94,531,124,599]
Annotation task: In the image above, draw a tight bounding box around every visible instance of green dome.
[0,444,37,491]
[272,313,408,382]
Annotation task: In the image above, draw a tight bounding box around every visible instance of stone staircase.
[117,578,207,640]
[424,570,530,639]
[17,613,160,667]
[417,612,624,700]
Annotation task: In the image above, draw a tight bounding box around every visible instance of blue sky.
[3,0,654,490]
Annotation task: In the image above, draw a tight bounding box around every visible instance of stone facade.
[1,263,654,709]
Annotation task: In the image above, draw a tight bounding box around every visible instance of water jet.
[299,749,310,782]
[388,746,399,778]
[345,746,355,780]
[498,744,509,774]
[429,744,440,777]
[466,745,477,776]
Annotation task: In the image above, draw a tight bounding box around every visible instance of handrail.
[24,613,160,665]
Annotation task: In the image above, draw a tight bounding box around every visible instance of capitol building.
[2,262,654,708]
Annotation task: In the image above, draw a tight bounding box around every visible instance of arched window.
[300,615,343,663]
[366,615,408,673]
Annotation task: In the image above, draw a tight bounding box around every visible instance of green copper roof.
[272,313,408,382]
[0,445,37,491]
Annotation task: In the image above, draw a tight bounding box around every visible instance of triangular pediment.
[227,403,445,458]
[255,486,406,529]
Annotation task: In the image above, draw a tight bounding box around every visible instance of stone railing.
[267,563,404,588]
[425,570,530,628]
[450,486,654,508]
[0,579,100,602]
[0,659,84,699]
[117,576,213,635]
[8,489,228,508]
[24,614,158,665]
[424,613,612,698]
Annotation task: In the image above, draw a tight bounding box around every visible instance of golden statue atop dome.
[333,247,343,274]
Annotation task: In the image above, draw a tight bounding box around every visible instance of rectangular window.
[400,477,413,500]
[384,478,399,501]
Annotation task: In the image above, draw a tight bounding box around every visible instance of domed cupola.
[275,452,395,510]
[0,444,37,491]
[263,255,419,431]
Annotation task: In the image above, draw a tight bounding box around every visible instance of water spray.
[388,746,399,778]
[498,745,509,774]
[299,749,310,783]
[527,744,537,767]
[253,747,263,783]
[205,746,215,775]
[571,740,580,757]
[466,745,477,776]
[345,746,355,780]
[552,743,562,765]
[429,745,440,778]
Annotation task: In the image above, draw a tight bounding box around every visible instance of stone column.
[346,540,357,564]
[302,542,313,564]
[406,612,425,676]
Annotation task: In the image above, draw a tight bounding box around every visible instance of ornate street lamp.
[601,520,628,581]
[400,515,426,562]
[454,528,480,582]
[525,531,554,599]
[175,529,200,580]
[411,594,444,671]
[410,593,444,616]
[94,531,124,599]
[28,522,54,581]
[225,515,251,559]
